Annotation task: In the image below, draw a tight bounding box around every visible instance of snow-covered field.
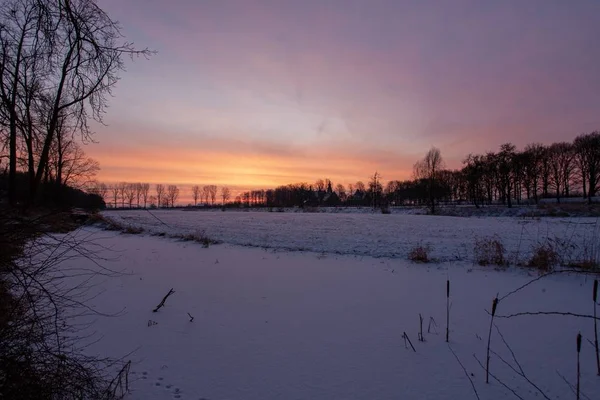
[46,210,600,399]
[102,209,600,264]
[58,224,600,400]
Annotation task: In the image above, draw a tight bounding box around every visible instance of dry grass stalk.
[474,236,505,266]
[409,245,430,263]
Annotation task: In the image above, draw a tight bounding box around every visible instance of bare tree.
[0,0,153,205]
[191,185,200,206]
[369,171,383,208]
[414,147,445,214]
[208,185,217,205]
[0,0,44,205]
[574,132,600,203]
[497,143,516,207]
[134,183,142,207]
[156,184,165,208]
[315,179,325,192]
[140,183,150,208]
[117,182,127,208]
[548,142,575,203]
[347,183,354,199]
[202,185,210,205]
[221,186,231,205]
[124,183,135,208]
[48,138,100,189]
[167,184,179,208]
[335,184,346,201]
[523,143,545,203]
[109,184,119,208]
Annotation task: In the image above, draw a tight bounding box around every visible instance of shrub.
[380,206,391,214]
[123,225,144,234]
[171,232,220,248]
[568,260,600,271]
[409,245,430,263]
[1,211,125,399]
[527,243,559,271]
[474,236,505,266]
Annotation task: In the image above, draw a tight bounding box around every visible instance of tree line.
[90,182,232,209]
[89,132,600,212]
[232,132,600,212]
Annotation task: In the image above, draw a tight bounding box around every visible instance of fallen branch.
[428,316,438,334]
[448,345,480,400]
[494,311,600,321]
[499,269,591,302]
[187,312,194,322]
[403,331,416,352]
[153,288,175,312]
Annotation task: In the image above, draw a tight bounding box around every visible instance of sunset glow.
[90,0,600,197]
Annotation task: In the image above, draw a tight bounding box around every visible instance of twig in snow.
[145,208,170,227]
[448,345,480,400]
[494,311,600,321]
[428,316,438,334]
[418,314,424,342]
[499,269,590,302]
[492,325,550,400]
[403,332,416,352]
[557,371,592,400]
[187,312,194,322]
[473,354,524,400]
[153,288,175,312]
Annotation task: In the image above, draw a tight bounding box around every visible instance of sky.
[90,0,600,198]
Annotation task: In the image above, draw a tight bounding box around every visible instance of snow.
[51,217,600,400]
[102,209,600,264]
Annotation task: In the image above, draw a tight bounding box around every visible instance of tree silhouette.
[221,187,231,205]
[167,185,179,207]
[0,0,153,205]
[192,185,200,206]
[156,184,165,208]
[414,147,444,214]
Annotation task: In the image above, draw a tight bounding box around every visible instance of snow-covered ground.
[39,211,600,400]
[102,209,600,264]
[48,216,600,400]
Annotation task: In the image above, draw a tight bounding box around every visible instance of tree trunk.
[8,122,17,206]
